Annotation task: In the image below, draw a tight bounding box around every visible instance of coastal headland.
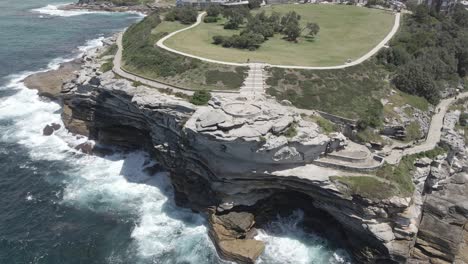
[24,3,468,264]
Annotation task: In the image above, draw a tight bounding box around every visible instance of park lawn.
[151,20,186,36]
[164,4,395,66]
[122,14,248,91]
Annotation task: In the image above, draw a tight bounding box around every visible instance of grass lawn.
[122,13,248,91]
[164,5,395,66]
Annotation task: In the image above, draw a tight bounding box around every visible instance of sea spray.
[32,4,111,17]
[1,1,354,262]
[256,210,352,264]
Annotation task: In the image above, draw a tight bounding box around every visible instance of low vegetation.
[122,11,248,90]
[190,90,211,105]
[376,146,447,197]
[100,61,113,73]
[309,115,337,134]
[266,61,387,127]
[283,123,298,138]
[99,44,118,58]
[331,176,397,200]
[332,146,447,200]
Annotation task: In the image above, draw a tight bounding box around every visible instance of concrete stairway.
[240,63,265,98]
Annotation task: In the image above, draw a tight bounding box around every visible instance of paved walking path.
[157,12,401,70]
[240,63,266,98]
[386,92,468,164]
[156,12,245,67]
[113,33,239,96]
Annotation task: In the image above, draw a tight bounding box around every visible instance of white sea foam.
[32,4,110,17]
[256,210,352,264]
[0,36,353,263]
[32,3,146,18]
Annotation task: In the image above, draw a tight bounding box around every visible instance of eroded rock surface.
[208,210,264,264]
[57,43,468,264]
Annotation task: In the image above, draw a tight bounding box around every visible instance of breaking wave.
[32,4,110,17]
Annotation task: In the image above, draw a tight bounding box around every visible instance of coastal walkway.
[240,63,266,99]
[113,10,401,97]
[385,92,468,164]
[113,33,240,96]
[156,12,401,70]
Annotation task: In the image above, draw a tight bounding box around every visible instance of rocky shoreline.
[59,0,168,15]
[25,34,468,264]
[23,59,82,99]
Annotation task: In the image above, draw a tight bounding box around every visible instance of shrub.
[283,124,298,138]
[206,5,221,17]
[393,63,440,104]
[165,6,197,24]
[100,61,113,72]
[212,32,264,50]
[405,121,421,141]
[204,16,219,23]
[190,90,212,105]
[459,113,468,126]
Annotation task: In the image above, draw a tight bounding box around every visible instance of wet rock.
[75,141,94,154]
[208,211,264,264]
[42,123,61,136]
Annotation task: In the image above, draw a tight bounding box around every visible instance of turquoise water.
[0,1,351,263]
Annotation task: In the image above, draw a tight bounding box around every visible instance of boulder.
[271,116,293,134]
[209,211,265,264]
[198,109,227,128]
[42,123,61,136]
[75,141,94,154]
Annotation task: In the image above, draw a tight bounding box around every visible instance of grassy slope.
[331,147,446,200]
[266,61,389,122]
[122,15,248,91]
[165,5,394,66]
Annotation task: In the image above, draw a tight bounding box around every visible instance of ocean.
[0,1,351,263]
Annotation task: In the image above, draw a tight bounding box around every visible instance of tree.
[280,11,301,41]
[165,6,197,24]
[248,0,262,9]
[453,4,468,27]
[414,5,430,24]
[178,6,197,24]
[206,5,221,17]
[283,20,301,41]
[304,22,320,37]
[393,63,440,104]
[223,8,245,29]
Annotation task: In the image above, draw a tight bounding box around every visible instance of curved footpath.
[113,33,239,96]
[157,11,401,70]
[386,91,468,164]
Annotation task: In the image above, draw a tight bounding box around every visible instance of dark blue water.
[0,1,351,263]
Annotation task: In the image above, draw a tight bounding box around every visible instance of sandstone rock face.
[409,112,468,264]
[381,92,432,140]
[58,43,467,264]
[209,211,264,264]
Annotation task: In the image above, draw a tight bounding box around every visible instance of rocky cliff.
[55,44,468,264]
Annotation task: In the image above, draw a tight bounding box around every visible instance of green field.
[122,13,248,91]
[164,5,395,66]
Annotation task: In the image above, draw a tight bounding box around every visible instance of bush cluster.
[190,90,212,105]
[123,12,200,77]
[165,6,197,24]
[213,10,319,50]
[213,32,264,50]
[377,4,468,104]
